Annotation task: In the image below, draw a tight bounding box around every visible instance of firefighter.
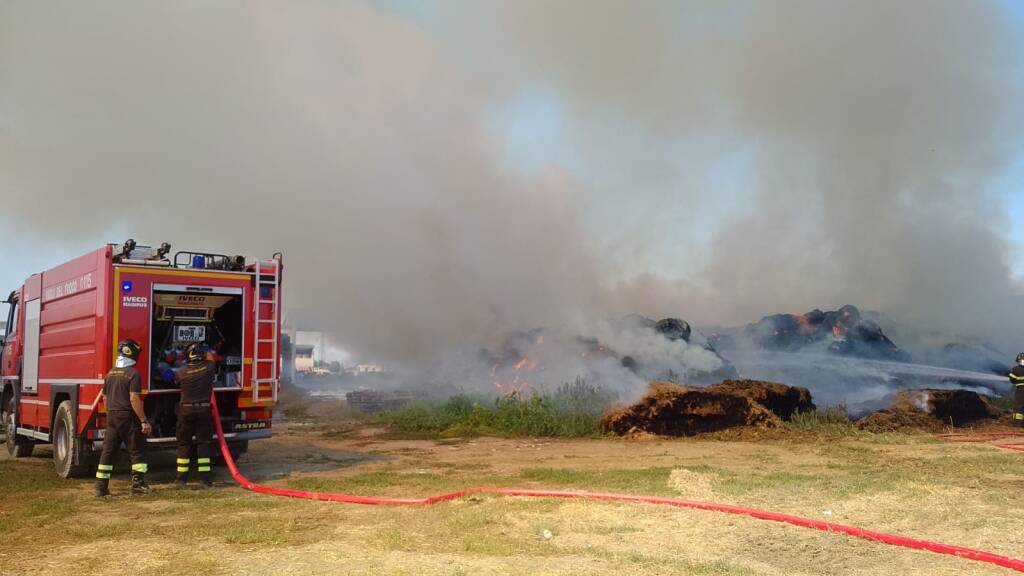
[1011,353,1024,426]
[174,343,216,487]
[95,339,151,497]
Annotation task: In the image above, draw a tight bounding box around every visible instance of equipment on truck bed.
[0,240,282,477]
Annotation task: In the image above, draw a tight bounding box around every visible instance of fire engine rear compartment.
[144,284,245,441]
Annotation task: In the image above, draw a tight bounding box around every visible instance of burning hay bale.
[715,304,909,361]
[601,379,814,437]
[710,379,815,421]
[480,315,739,395]
[857,389,1005,431]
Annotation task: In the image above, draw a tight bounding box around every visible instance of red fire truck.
[1,240,281,478]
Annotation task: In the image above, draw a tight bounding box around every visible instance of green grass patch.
[787,406,863,436]
[285,470,510,495]
[518,467,677,494]
[65,519,135,541]
[378,380,615,438]
[285,466,685,498]
[712,471,820,497]
[18,496,77,518]
[0,494,80,541]
[0,460,71,494]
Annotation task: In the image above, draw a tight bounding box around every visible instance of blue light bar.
[121,281,133,292]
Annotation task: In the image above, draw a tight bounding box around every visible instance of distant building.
[351,363,385,375]
[295,330,327,363]
[295,344,315,373]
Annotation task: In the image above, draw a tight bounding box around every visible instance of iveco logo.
[122,296,149,308]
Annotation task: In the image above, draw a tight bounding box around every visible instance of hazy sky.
[1,0,1022,362]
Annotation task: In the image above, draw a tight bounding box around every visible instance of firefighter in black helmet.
[174,343,216,487]
[1011,353,1024,426]
[95,339,151,497]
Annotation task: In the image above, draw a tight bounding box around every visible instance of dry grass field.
[2,416,1023,576]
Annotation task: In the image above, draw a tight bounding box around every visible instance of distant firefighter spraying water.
[1011,353,1024,426]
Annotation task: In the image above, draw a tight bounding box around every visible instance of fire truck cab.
[1,241,281,478]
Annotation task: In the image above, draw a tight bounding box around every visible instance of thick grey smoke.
[440,0,1024,347]
[2,0,1022,378]
[413,318,727,400]
[0,1,606,363]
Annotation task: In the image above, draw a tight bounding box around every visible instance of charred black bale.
[744,305,909,361]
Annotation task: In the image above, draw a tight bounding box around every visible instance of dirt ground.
[2,420,1023,576]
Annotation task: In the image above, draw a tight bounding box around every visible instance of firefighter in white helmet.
[1011,353,1024,426]
[95,339,152,497]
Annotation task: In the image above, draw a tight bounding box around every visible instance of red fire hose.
[210,396,1024,573]
[937,431,1024,443]
[995,444,1024,452]
[937,431,1024,453]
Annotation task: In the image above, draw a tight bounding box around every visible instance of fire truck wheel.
[3,393,34,458]
[52,400,90,478]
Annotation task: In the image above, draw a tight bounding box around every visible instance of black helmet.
[1017,352,1024,365]
[186,342,208,364]
[118,339,141,361]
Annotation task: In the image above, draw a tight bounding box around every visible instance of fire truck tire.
[52,400,90,478]
[3,394,33,458]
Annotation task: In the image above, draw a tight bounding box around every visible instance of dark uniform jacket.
[104,366,141,412]
[176,360,216,405]
[1011,365,1024,387]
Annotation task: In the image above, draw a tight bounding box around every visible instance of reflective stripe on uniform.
[197,458,211,464]
[1010,373,1024,381]
[177,458,190,464]
[96,462,113,479]
[177,466,190,472]
[131,463,148,473]
[1014,413,1024,421]
[197,466,211,472]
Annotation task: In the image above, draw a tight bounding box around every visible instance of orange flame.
[513,357,538,371]
[793,314,816,335]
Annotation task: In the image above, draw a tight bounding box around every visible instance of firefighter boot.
[174,471,189,488]
[130,473,151,495]
[94,479,110,498]
[198,472,213,488]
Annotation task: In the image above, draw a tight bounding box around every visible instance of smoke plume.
[1,1,1022,376]
[441,0,1024,342]
[0,1,607,363]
